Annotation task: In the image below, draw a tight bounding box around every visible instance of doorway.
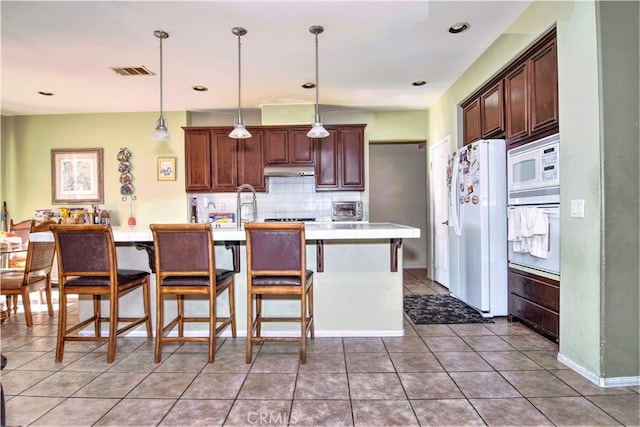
[369,142,427,268]
[429,135,451,288]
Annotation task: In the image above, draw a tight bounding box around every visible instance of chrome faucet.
[236,184,257,229]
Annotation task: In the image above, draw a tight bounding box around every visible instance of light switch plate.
[571,199,585,218]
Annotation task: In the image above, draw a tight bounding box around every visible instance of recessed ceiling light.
[448,22,470,34]
[192,85,208,92]
[38,91,54,96]
[302,82,316,89]
[412,80,427,87]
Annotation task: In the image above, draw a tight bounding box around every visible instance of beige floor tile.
[224,399,292,426]
[343,337,386,352]
[107,350,160,373]
[423,335,474,352]
[20,371,100,397]
[389,351,444,372]
[433,351,494,371]
[522,350,568,369]
[297,351,346,373]
[4,395,65,427]
[478,350,543,370]
[587,394,640,426]
[450,371,521,398]
[1,369,54,395]
[94,397,176,426]
[159,399,234,427]
[250,351,300,373]
[529,396,623,426]
[294,373,350,399]
[290,399,353,426]
[382,336,429,352]
[462,335,515,351]
[127,372,198,398]
[352,399,418,426]
[306,337,344,353]
[484,320,540,336]
[500,370,580,397]
[30,396,120,426]
[182,373,246,399]
[501,334,559,351]
[237,373,296,400]
[411,399,485,426]
[200,351,253,374]
[154,351,210,372]
[448,323,496,336]
[413,324,456,337]
[345,352,395,373]
[399,372,464,399]
[349,373,406,400]
[470,397,554,426]
[73,372,148,398]
[551,368,640,396]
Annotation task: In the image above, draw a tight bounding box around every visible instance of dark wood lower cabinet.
[508,268,559,341]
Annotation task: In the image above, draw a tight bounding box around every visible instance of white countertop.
[31,222,420,242]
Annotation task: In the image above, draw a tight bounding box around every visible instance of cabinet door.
[264,129,288,164]
[462,99,481,145]
[340,128,365,190]
[238,130,265,191]
[480,81,504,138]
[289,130,314,164]
[530,40,558,134]
[210,130,238,192]
[314,130,339,189]
[505,63,529,142]
[184,130,212,192]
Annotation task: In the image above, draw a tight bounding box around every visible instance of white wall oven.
[507,133,560,277]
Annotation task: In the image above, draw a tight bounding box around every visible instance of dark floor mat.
[404,294,494,324]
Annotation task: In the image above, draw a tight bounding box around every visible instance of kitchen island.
[34,222,420,337]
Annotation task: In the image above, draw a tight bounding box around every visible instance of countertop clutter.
[30,222,421,243]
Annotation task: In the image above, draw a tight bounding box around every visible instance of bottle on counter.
[100,210,110,225]
[1,201,8,232]
[191,197,198,223]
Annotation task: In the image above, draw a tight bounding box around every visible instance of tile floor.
[1,268,638,426]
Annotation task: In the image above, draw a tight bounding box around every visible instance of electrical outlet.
[571,199,585,218]
[219,202,225,210]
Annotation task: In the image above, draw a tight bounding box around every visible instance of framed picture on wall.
[157,157,176,181]
[51,148,104,204]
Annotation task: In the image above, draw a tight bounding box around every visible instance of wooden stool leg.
[246,293,253,363]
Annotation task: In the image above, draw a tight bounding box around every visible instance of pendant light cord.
[314,31,320,119]
[159,35,164,120]
[237,33,242,121]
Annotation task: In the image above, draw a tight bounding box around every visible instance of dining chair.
[244,222,314,364]
[150,223,236,363]
[0,221,56,327]
[51,224,152,363]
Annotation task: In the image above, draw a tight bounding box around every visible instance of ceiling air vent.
[110,66,154,76]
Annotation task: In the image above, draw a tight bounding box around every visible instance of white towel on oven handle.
[508,207,549,258]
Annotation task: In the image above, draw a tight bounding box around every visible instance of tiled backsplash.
[188,176,362,223]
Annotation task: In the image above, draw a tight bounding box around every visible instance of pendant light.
[229,27,251,139]
[307,25,329,139]
[152,30,170,141]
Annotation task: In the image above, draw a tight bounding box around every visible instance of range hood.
[263,165,315,177]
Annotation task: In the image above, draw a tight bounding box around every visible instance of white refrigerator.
[448,139,507,317]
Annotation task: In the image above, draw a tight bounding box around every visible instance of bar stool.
[244,222,314,363]
[150,223,236,363]
[51,224,152,363]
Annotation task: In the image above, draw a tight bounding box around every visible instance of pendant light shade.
[307,25,329,139]
[152,30,170,141]
[229,27,251,139]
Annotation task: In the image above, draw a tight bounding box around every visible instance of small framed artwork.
[157,157,176,181]
[51,148,104,204]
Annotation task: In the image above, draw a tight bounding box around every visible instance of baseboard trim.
[558,352,640,387]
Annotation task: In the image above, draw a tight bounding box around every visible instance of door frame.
[428,135,451,283]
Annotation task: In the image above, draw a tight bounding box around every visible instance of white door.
[429,136,451,287]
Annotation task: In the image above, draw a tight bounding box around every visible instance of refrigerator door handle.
[449,151,462,236]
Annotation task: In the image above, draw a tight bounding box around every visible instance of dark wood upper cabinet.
[315,125,365,191]
[462,99,481,145]
[480,80,505,138]
[462,27,558,149]
[184,130,212,192]
[264,128,314,165]
[183,127,264,193]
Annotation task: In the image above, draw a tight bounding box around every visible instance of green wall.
[427,0,639,383]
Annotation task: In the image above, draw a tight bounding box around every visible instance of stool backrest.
[150,223,214,277]
[245,222,306,276]
[51,224,115,277]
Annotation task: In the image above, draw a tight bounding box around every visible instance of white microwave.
[507,133,560,205]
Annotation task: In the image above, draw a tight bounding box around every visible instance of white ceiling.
[1,1,531,117]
